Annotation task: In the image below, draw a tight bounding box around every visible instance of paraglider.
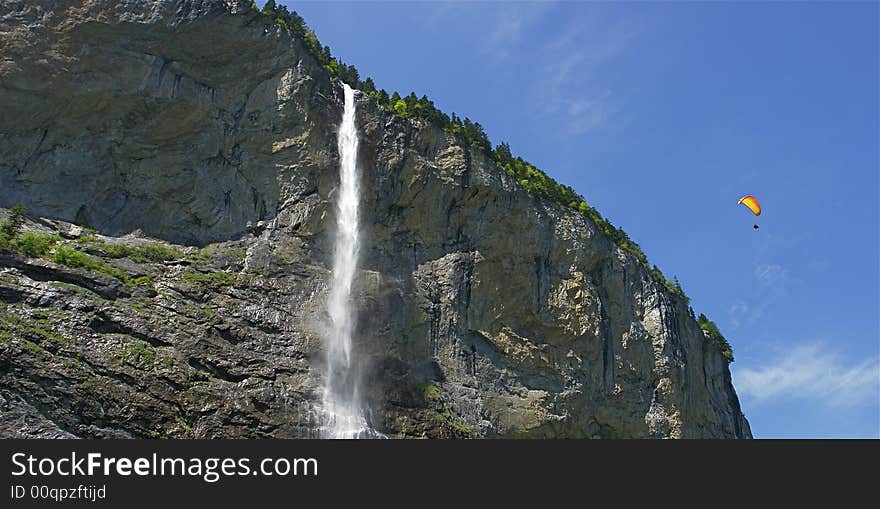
[738,195,761,230]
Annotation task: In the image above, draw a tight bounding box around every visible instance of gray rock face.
[0,0,750,438]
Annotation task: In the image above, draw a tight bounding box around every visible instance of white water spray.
[320,83,376,438]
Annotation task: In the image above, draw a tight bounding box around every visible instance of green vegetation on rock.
[494,143,649,264]
[418,381,441,402]
[114,341,173,371]
[51,245,129,282]
[0,204,27,241]
[698,313,734,362]
[438,408,472,434]
[183,270,237,289]
[9,232,62,258]
[418,381,472,435]
[649,265,688,303]
[0,218,131,284]
[256,1,362,87]
[0,206,163,288]
[100,242,180,263]
[0,206,59,256]
[0,305,70,351]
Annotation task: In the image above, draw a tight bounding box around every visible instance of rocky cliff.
[0,0,751,438]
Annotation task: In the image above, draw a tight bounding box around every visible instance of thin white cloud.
[754,263,785,288]
[487,9,531,48]
[414,2,554,64]
[729,262,791,328]
[733,343,880,408]
[413,2,635,136]
[560,92,618,134]
[478,2,554,59]
[727,301,749,329]
[530,13,640,135]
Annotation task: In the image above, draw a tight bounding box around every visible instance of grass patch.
[183,270,237,289]
[100,242,180,263]
[0,209,158,287]
[114,341,173,371]
[417,380,472,435]
[437,408,472,434]
[183,383,223,406]
[418,381,442,402]
[128,276,156,292]
[77,233,104,245]
[127,297,154,314]
[184,304,217,321]
[1,230,62,258]
[0,231,135,287]
[129,275,154,286]
[61,357,83,371]
[14,232,62,257]
[18,338,43,354]
[199,306,216,320]
[187,246,215,264]
[0,306,71,351]
[188,245,246,266]
[51,245,129,282]
[49,281,103,299]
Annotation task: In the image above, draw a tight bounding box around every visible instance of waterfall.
[320,83,377,439]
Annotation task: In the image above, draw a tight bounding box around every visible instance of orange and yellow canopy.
[738,195,761,216]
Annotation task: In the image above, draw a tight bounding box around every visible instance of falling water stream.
[320,83,378,438]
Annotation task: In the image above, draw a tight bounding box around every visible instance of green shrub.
[0,221,16,241]
[187,247,214,263]
[418,382,441,402]
[7,204,26,231]
[51,245,128,282]
[0,227,61,258]
[239,0,259,12]
[101,242,179,263]
[135,243,179,262]
[0,228,140,285]
[495,142,651,267]
[14,232,60,258]
[100,244,135,258]
[77,233,104,244]
[0,204,28,250]
[438,408,472,434]
[698,313,734,362]
[666,277,688,304]
[51,245,102,271]
[648,265,688,302]
[0,229,14,253]
[129,276,155,289]
[0,306,67,349]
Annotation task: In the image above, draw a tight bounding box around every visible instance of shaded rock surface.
[0,0,750,438]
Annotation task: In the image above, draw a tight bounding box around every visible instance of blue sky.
[284,1,880,438]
